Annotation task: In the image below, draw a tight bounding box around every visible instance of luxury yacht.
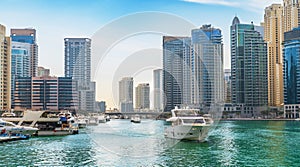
[1,110,78,136]
[0,119,38,136]
[164,106,213,142]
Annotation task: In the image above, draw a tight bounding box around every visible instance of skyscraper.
[283,27,300,104]
[191,24,224,107]
[231,17,268,116]
[135,83,150,109]
[163,36,190,112]
[64,38,95,112]
[0,24,11,110]
[64,38,91,81]
[119,77,133,112]
[283,0,300,32]
[11,42,31,108]
[283,27,300,118]
[224,69,231,103]
[264,4,284,107]
[153,69,163,111]
[11,28,38,77]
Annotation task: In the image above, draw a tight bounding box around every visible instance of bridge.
[105,112,170,119]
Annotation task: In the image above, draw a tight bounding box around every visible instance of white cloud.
[183,0,239,7]
[182,0,283,12]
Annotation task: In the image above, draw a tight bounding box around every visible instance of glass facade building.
[283,27,300,104]
[163,36,191,112]
[191,25,224,107]
[13,76,78,111]
[230,17,268,115]
[11,42,31,108]
[64,38,95,112]
[11,28,38,77]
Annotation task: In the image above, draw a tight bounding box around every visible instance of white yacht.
[77,116,89,128]
[1,110,79,136]
[164,107,213,142]
[131,115,141,123]
[0,119,38,136]
[87,117,99,126]
[98,115,107,123]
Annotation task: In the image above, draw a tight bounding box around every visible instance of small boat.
[98,115,106,123]
[0,119,38,136]
[164,106,213,142]
[131,115,141,123]
[105,115,111,122]
[0,133,30,143]
[295,118,300,121]
[88,117,99,126]
[77,117,88,128]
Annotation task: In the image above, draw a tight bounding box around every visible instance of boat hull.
[131,120,141,123]
[78,123,87,128]
[164,125,210,142]
[36,130,75,136]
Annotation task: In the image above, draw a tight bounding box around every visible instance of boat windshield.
[175,110,198,117]
[183,119,205,124]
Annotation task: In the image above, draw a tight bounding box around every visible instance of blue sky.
[0,0,281,107]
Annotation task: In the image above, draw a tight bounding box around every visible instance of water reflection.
[211,122,238,166]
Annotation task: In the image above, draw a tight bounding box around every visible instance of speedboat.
[131,115,141,123]
[164,106,213,142]
[0,119,38,136]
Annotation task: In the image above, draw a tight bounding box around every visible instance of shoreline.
[221,118,298,121]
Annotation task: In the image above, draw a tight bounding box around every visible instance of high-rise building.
[153,69,163,111]
[264,4,284,107]
[78,81,95,112]
[119,77,133,112]
[95,101,106,112]
[64,38,95,112]
[13,76,78,111]
[11,28,38,77]
[0,24,11,110]
[191,24,224,107]
[64,38,91,81]
[11,42,31,108]
[135,83,150,109]
[283,0,300,32]
[283,27,300,104]
[163,36,190,112]
[231,17,268,116]
[283,27,300,118]
[37,66,50,77]
[224,69,231,103]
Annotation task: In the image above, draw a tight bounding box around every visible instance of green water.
[1,120,300,166]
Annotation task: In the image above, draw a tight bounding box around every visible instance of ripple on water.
[1,120,300,166]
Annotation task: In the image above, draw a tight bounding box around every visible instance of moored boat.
[0,119,38,136]
[1,110,78,136]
